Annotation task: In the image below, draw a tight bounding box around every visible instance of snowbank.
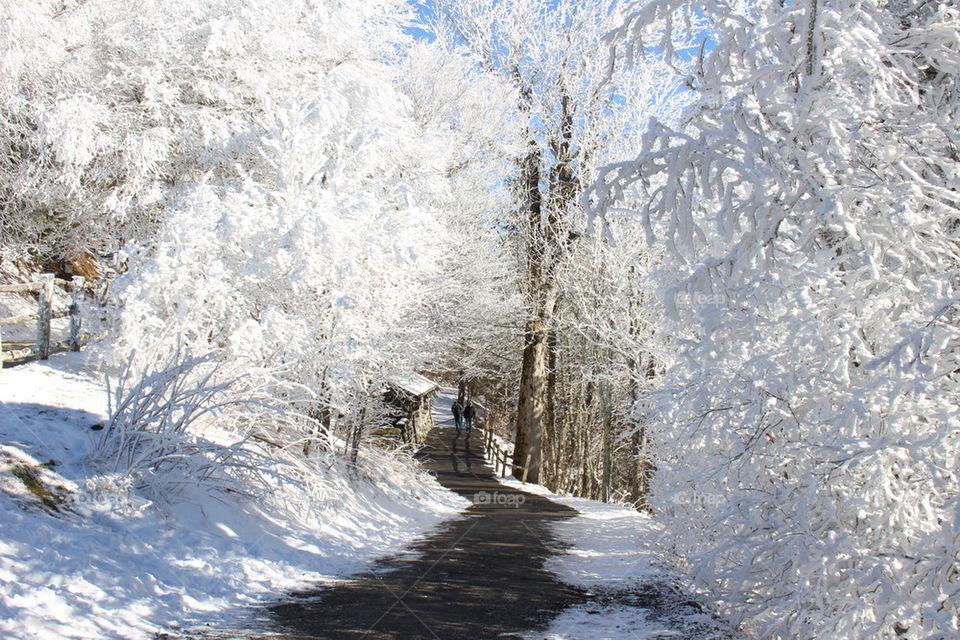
[501,479,735,640]
[540,496,664,589]
[0,354,467,639]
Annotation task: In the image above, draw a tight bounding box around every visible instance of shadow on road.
[196,427,736,640]
[268,428,583,639]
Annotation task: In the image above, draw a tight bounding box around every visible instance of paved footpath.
[268,426,585,639]
[199,419,734,640]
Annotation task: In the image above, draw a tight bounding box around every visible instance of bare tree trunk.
[514,89,578,484]
[805,0,819,77]
[512,119,550,482]
[600,381,613,503]
[627,354,659,508]
[514,319,548,482]
[350,406,367,468]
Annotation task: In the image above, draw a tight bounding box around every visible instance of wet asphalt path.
[267,427,585,639]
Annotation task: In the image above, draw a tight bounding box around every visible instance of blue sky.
[404,1,438,42]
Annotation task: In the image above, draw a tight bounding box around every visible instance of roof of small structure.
[387,372,439,397]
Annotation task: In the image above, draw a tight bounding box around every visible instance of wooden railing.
[0,275,86,363]
[476,424,533,483]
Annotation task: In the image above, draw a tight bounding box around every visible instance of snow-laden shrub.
[599,0,960,637]
[91,343,271,499]
[91,338,434,520]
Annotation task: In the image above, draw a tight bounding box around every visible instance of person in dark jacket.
[452,399,464,432]
[463,401,476,434]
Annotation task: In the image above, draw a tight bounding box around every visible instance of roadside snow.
[498,477,665,589]
[541,496,664,589]
[0,354,467,639]
[499,479,736,640]
[526,603,686,640]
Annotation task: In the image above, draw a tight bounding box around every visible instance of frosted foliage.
[397,40,527,380]
[597,1,960,638]
[59,0,526,441]
[0,0,410,259]
[110,84,444,401]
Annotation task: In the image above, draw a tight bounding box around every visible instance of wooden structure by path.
[384,372,439,444]
[0,275,87,366]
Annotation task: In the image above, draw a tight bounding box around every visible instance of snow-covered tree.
[100,1,527,454]
[0,0,410,262]
[433,0,690,487]
[596,0,960,636]
[397,40,526,391]
[100,0,421,412]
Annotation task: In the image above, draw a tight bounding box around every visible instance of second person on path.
[463,401,475,434]
[452,399,464,432]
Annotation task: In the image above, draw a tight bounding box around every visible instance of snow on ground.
[528,603,692,640]
[0,354,467,639]
[499,479,736,640]
[431,388,458,429]
[539,495,664,589]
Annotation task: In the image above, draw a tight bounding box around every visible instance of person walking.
[452,398,464,432]
[463,400,476,434]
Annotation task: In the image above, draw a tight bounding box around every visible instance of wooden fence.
[476,423,533,483]
[0,274,86,363]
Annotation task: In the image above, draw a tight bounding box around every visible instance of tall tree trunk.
[513,319,548,481]
[514,90,577,483]
[600,381,613,503]
[512,103,556,483]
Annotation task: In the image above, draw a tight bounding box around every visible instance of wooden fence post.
[69,277,85,352]
[37,274,54,360]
